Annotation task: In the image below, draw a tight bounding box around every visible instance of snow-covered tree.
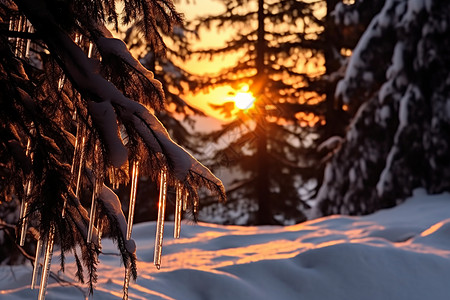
[317,0,450,215]
[0,0,224,298]
[312,0,385,194]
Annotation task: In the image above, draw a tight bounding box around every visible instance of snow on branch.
[89,22,165,109]
[17,0,225,198]
[12,0,225,298]
[335,0,400,105]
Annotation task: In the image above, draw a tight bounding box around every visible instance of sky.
[174,0,250,120]
[2,189,450,299]
[173,0,327,121]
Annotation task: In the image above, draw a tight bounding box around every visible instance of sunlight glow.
[234,92,255,110]
[421,222,445,237]
[233,86,255,110]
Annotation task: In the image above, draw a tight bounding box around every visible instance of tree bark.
[254,0,274,225]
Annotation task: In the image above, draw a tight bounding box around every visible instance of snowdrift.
[1,189,450,299]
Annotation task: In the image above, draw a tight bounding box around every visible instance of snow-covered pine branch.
[3,0,225,298]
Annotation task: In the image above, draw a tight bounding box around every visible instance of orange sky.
[176,0,243,120]
[174,0,326,122]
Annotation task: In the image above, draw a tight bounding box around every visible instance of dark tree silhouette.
[193,0,332,225]
[193,0,382,224]
[317,0,450,216]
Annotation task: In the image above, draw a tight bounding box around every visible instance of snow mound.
[1,190,450,299]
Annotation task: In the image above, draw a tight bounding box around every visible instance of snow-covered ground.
[1,189,450,299]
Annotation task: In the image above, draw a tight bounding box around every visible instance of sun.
[233,86,255,110]
[234,92,255,110]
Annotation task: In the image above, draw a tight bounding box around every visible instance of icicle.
[61,195,68,219]
[75,134,86,198]
[19,200,29,246]
[182,190,188,211]
[109,167,115,189]
[31,236,44,289]
[15,16,23,57]
[87,42,93,58]
[74,33,83,45]
[70,114,80,175]
[109,167,114,188]
[193,197,198,214]
[154,168,167,270]
[97,217,103,246]
[18,192,26,220]
[87,142,102,243]
[64,114,81,218]
[57,76,65,91]
[87,180,97,243]
[19,136,33,245]
[25,136,31,156]
[25,21,32,58]
[18,196,26,244]
[126,160,139,240]
[174,183,182,239]
[123,265,131,300]
[8,17,14,43]
[38,224,55,300]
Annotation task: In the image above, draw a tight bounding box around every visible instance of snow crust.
[2,190,450,299]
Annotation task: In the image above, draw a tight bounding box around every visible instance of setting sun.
[234,92,255,110]
[233,86,256,110]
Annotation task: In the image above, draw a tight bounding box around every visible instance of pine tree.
[0,0,224,298]
[124,21,202,150]
[194,0,327,225]
[313,0,385,188]
[121,17,204,223]
[317,0,450,215]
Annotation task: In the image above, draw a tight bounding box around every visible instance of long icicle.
[31,236,44,289]
[75,132,86,198]
[8,16,14,43]
[38,224,55,300]
[18,196,26,239]
[25,21,32,58]
[109,167,116,190]
[14,16,24,57]
[61,194,67,219]
[19,200,29,246]
[87,142,101,243]
[123,265,131,300]
[182,189,188,212]
[154,168,167,270]
[174,183,182,239]
[126,160,139,240]
[19,136,33,246]
[70,112,80,176]
[63,113,80,218]
[87,179,97,243]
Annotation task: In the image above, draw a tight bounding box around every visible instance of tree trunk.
[253,0,274,225]
[323,0,348,140]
